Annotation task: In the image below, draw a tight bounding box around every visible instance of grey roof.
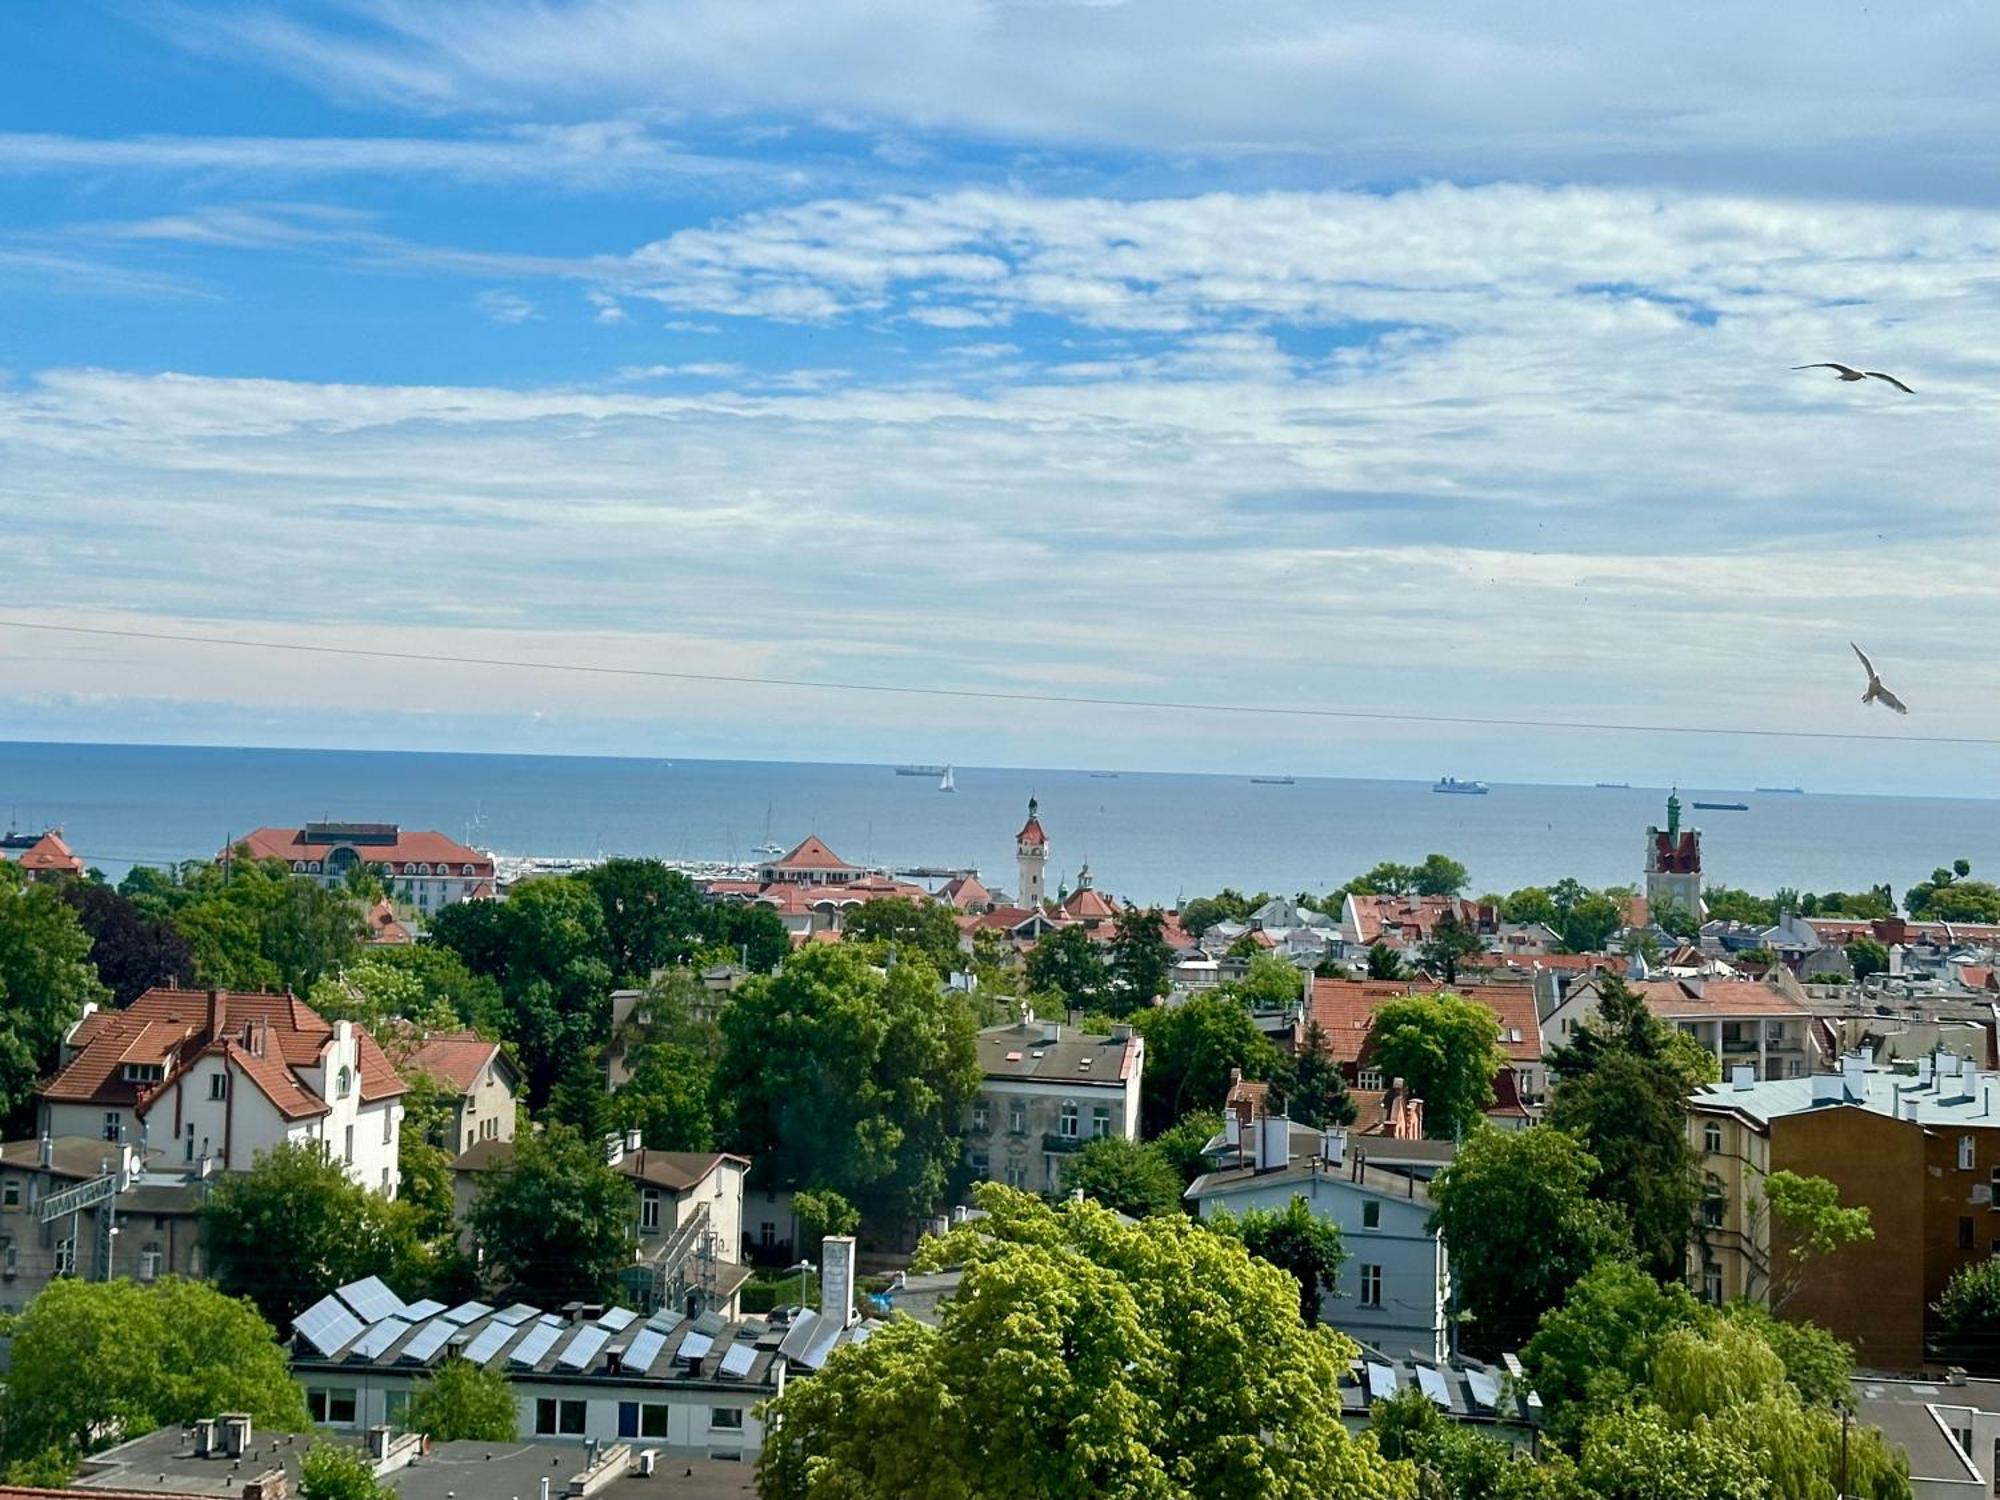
[1186,1155,1432,1207]
[1851,1375,1997,1487]
[1692,1061,2000,1129]
[976,1020,1136,1085]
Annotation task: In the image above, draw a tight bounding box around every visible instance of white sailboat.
[939,765,956,793]
[753,800,784,857]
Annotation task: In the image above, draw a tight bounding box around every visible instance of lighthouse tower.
[1016,797,1049,910]
[1644,789,1703,926]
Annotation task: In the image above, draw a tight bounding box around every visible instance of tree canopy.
[1207,1193,1346,1326]
[300,1442,395,1500]
[1906,860,2000,923]
[0,1277,308,1470]
[1024,924,1108,1009]
[467,1122,637,1305]
[758,1184,1411,1500]
[405,1357,518,1442]
[718,945,981,1223]
[0,859,107,1132]
[842,897,967,975]
[60,881,194,1005]
[1132,990,1288,1136]
[1063,1135,1185,1218]
[1107,907,1174,1016]
[1368,991,1503,1140]
[201,1142,428,1329]
[1428,1126,1629,1351]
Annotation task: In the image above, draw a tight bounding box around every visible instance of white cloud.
[588,290,630,325]
[474,289,540,323]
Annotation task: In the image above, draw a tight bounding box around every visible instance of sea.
[2,740,1995,906]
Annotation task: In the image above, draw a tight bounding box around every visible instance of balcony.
[1042,1132,1085,1155]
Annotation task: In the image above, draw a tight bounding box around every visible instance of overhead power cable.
[1,616,1994,748]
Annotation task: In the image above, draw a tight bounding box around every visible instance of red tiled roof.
[939,873,993,910]
[1307,978,1542,1067]
[1017,816,1047,847]
[1623,977,1808,1018]
[16,831,83,874]
[1347,894,1484,946]
[770,835,852,871]
[365,897,412,945]
[1059,886,1119,922]
[403,1030,501,1094]
[226,826,490,874]
[224,1038,331,1120]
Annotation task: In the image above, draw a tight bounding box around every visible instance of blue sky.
[9,1,2000,793]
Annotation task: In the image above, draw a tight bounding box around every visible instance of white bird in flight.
[1851,642,1908,715]
[1794,362,1914,394]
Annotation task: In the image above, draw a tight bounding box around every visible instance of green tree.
[1365,943,1406,980]
[1556,892,1625,954]
[0,859,108,1132]
[1430,1126,1630,1351]
[300,1442,394,1500]
[1410,854,1469,898]
[1024,923,1107,1009]
[1761,1169,1873,1311]
[202,1143,427,1328]
[1571,1405,1764,1500]
[1416,909,1482,984]
[579,858,713,983]
[712,902,790,973]
[1703,887,1779,927]
[1369,992,1503,1140]
[759,1184,1412,1500]
[611,1039,717,1150]
[1107,907,1174,1016]
[1132,990,1288,1136]
[1152,1110,1224,1186]
[1500,887,1558,927]
[1063,1135,1184,1218]
[405,1357,518,1442]
[395,1073,461,1250]
[719,947,980,1223]
[60,881,195,1005]
[793,1186,862,1243]
[1208,1194,1346,1325]
[1937,1256,2000,1365]
[1228,953,1306,1012]
[1179,890,1263,939]
[1347,861,1417,897]
[1720,1303,1854,1409]
[1521,1260,1706,1445]
[1848,936,1891,980]
[1283,1020,1357,1130]
[1906,861,2000,922]
[842,897,966,975]
[467,1123,637,1305]
[0,1277,308,1468]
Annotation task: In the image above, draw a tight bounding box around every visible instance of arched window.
[292,861,306,873]
[336,1066,353,1099]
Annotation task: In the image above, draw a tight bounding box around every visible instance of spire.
[1666,788,1681,839]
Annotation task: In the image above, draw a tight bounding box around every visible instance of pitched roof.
[227,825,490,872]
[939,873,993,910]
[364,897,413,945]
[977,1019,1141,1084]
[403,1030,503,1094]
[1622,976,1810,1018]
[771,835,852,871]
[1017,814,1047,847]
[1346,894,1483,946]
[15,831,83,874]
[1307,978,1542,1066]
[1058,885,1119,922]
[450,1138,748,1193]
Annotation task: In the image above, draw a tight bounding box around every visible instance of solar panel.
[491,1303,540,1327]
[1501,1352,1526,1379]
[350,1318,413,1360]
[691,1309,727,1337]
[717,1341,758,1378]
[295,1295,365,1357]
[1415,1365,1451,1409]
[441,1300,494,1326]
[622,1327,668,1374]
[558,1325,612,1371]
[461,1321,517,1367]
[676,1328,715,1364]
[645,1309,686,1334]
[776,1309,821,1362]
[401,1317,459,1364]
[1364,1362,1398,1401]
[509,1319,563,1368]
[1464,1367,1501,1413]
[846,1324,873,1347]
[402,1299,448,1321]
[597,1306,638,1331]
[800,1320,842,1371]
[336,1276,406,1324]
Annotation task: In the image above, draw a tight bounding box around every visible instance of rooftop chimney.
[1841,1055,1867,1102]
[1254,1114,1292,1173]
[192,1418,216,1458]
[1730,1064,1755,1091]
[1040,1018,1061,1045]
[221,1414,252,1459]
[1811,1073,1843,1106]
[206,988,227,1040]
[1320,1127,1348,1169]
[37,1133,51,1169]
[367,1426,392,1463]
[624,1127,641,1154]
[604,1132,625,1168]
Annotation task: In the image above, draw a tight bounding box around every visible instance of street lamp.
[789,1259,815,1313]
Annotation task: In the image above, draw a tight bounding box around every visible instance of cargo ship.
[1433,777,1489,795]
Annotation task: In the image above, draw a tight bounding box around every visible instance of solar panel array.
[1464,1367,1501,1413]
[403,1298,448,1321]
[509,1318,563,1368]
[597,1306,638,1331]
[401,1317,459,1365]
[645,1308,686,1334]
[1414,1365,1451,1409]
[295,1295,365,1357]
[492,1303,540,1326]
[1364,1362,1398,1401]
[776,1310,822,1362]
[690,1309,727,1337]
[800,1320,842,1372]
[460,1320,518,1367]
[350,1317,413,1360]
[336,1276,406,1324]
[559,1325,612,1371]
[442,1300,494,1326]
[717,1340,758,1378]
[622,1327,668,1374]
[676,1328,716,1364]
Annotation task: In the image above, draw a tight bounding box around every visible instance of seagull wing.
[1851,641,1877,678]
[1865,371,1915,393]
[1875,683,1909,715]
[1794,363,1862,377]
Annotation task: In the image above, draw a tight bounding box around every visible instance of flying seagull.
[1851,642,1908,715]
[1794,362,1914,394]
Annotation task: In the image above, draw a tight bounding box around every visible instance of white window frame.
[54,1237,76,1278]
[1357,1069,1383,1092]
[1007,1101,1027,1135]
[641,1189,662,1234]
[1059,1101,1079,1140]
[138,1244,162,1281]
[1358,1263,1382,1307]
[711,1407,745,1432]
[1963,1135,1978,1172]
[1702,1122,1721,1154]
[101,1112,121,1143]
[971,1100,990,1133]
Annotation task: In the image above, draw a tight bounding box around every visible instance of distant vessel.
[1089,772,1120,779]
[753,801,784,858]
[1595,782,1631,790]
[1755,786,1805,795]
[1693,800,1749,812]
[1433,777,1489,795]
[1250,776,1296,786]
[895,765,947,777]
[939,765,955,793]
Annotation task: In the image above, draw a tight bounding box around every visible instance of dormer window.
[120,1063,164,1084]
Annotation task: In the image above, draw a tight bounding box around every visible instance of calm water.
[3,740,1997,906]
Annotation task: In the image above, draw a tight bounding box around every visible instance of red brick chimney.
[206,989,228,1043]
